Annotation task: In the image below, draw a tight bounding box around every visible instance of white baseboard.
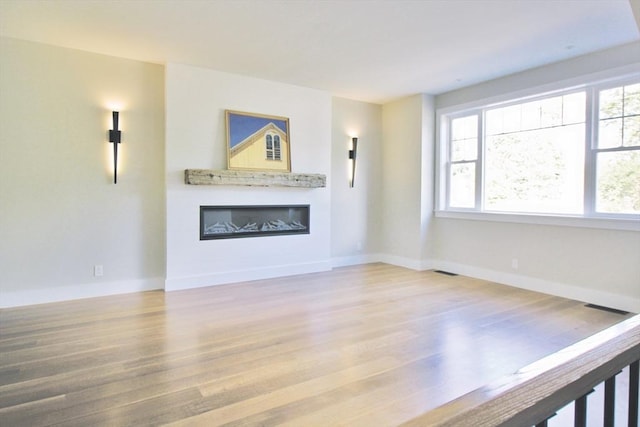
[432,260,640,314]
[165,260,332,291]
[331,254,384,268]
[377,254,435,271]
[331,253,433,271]
[0,277,164,308]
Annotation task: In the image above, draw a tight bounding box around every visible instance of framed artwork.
[226,110,291,172]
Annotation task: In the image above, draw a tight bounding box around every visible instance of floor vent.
[584,304,629,316]
[434,270,458,276]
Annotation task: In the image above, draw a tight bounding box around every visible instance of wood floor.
[0,263,632,426]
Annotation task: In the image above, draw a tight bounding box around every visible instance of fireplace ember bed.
[200,205,310,240]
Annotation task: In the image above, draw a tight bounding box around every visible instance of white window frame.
[587,79,640,219]
[435,70,640,232]
[273,134,282,160]
[266,134,274,160]
[445,111,482,211]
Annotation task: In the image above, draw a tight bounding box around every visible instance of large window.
[439,77,640,222]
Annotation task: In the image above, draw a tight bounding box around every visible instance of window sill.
[434,210,640,232]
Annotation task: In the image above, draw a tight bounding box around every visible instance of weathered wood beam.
[184,169,326,188]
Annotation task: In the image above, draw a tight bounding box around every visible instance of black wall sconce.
[349,137,358,188]
[108,111,122,184]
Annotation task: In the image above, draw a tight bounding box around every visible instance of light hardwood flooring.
[0,263,632,426]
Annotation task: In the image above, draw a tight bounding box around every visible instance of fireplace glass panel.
[200,205,310,240]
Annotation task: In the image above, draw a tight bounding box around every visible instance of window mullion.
[476,111,483,211]
[584,87,597,216]
[445,117,453,210]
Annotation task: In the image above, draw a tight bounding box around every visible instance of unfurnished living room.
[0,1,639,426]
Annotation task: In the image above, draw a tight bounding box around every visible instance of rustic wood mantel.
[184,169,326,188]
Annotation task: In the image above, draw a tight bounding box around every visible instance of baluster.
[574,389,594,427]
[604,375,616,427]
[630,360,639,427]
[535,412,557,427]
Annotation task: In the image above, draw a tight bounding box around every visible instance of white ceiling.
[1,0,639,104]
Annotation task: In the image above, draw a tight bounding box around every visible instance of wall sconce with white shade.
[349,137,358,188]
[108,111,122,184]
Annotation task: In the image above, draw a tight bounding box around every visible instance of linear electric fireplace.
[200,205,310,240]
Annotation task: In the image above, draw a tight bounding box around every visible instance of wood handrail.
[401,314,640,427]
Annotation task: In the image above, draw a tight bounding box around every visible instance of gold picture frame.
[226,110,291,172]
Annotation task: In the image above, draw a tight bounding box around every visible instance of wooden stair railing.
[401,314,640,427]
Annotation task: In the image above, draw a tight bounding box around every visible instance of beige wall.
[380,95,434,269]
[0,38,165,306]
[432,219,640,305]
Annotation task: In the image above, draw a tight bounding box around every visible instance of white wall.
[432,41,640,312]
[165,64,332,291]
[0,38,165,307]
[330,97,383,265]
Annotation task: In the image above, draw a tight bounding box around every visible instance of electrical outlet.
[511,258,519,269]
[94,265,104,277]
